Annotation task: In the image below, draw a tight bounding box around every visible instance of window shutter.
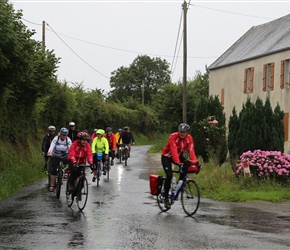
[263,64,267,91]
[243,69,247,94]
[249,67,254,93]
[221,88,224,105]
[284,113,289,141]
[270,62,275,90]
[280,60,285,89]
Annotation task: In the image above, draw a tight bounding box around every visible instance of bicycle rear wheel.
[77,177,88,211]
[47,162,51,189]
[124,147,128,166]
[55,169,63,199]
[66,176,74,207]
[106,156,110,180]
[181,179,200,216]
[156,177,171,212]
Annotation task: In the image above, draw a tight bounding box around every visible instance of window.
[284,113,289,141]
[280,59,290,89]
[263,63,274,91]
[221,88,224,105]
[243,67,254,94]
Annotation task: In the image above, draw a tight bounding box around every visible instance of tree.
[108,55,171,104]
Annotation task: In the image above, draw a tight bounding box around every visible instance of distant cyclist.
[118,126,135,158]
[91,129,109,179]
[68,122,78,142]
[115,128,123,159]
[104,127,117,166]
[67,131,94,191]
[161,123,198,208]
[47,128,72,192]
[41,125,56,171]
[91,128,98,142]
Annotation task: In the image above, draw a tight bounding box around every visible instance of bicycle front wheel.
[55,169,63,199]
[124,148,128,166]
[97,162,101,187]
[77,177,88,211]
[106,157,110,180]
[181,179,200,216]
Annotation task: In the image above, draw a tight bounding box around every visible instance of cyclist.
[104,127,117,166]
[118,126,135,159]
[91,128,98,142]
[67,131,94,191]
[47,128,72,192]
[68,122,78,142]
[91,129,109,179]
[161,123,198,208]
[115,128,123,159]
[41,125,56,171]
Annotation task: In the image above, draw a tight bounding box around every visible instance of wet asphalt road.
[0,145,290,249]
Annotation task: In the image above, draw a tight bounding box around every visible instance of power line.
[46,23,110,79]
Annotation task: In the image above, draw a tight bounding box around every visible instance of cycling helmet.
[178,123,190,132]
[48,125,56,132]
[69,122,75,127]
[106,127,112,132]
[94,128,98,132]
[123,126,129,130]
[118,128,122,132]
[60,127,69,135]
[77,131,89,140]
[96,129,105,135]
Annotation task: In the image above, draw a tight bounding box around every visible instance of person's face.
[107,131,112,136]
[70,125,76,131]
[178,131,187,139]
[49,131,55,136]
[80,138,87,146]
[97,133,102,139]
[60,134,67,140]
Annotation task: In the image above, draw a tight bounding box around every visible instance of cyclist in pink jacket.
[67,131,94,191]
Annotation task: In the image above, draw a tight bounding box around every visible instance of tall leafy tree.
[108,55,171,104]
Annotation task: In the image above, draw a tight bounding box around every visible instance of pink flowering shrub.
[234,149,290,183]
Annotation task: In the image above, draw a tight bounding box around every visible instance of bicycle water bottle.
[171,176,177,193]
[176,180,183,191]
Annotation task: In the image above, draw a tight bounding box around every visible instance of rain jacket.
[104,133,117,150]
[68,140,93,165]
[161,132,197,164]
[92,137,109,154]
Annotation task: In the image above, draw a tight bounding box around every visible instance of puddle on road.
[198,201,290,234]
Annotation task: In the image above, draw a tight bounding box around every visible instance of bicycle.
[156,161,201,216]
[94,152,103,187]
[116,144,123,163]
[119,144,129,166]
[66,164,89,211]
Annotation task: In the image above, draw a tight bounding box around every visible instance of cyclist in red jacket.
[161,123,198,208]
[67,131,94,191]
[104,127,117,166]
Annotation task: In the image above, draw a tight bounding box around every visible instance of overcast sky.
[10,0,290,93]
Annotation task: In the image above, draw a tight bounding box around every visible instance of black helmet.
[178,123,190,132]
[106,127,112,132]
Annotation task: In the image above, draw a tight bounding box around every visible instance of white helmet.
[69,122,75,126]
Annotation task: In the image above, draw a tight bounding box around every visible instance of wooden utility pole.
[182,1,188,123]
[142,80,144,105]
[42,20,45,50]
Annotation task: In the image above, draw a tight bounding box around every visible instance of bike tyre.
[124,147,128,166]
[55,168,63,199]
[66,176,74,207]
[106,155,110,180]
[156,177,171,212]
[97,162,101,187]
[77,177,88,211]
[47,162,51,189]
[181,179,200,216]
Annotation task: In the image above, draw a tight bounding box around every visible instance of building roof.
[208,14,290,70]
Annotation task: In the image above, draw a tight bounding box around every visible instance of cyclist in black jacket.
[41,125,56,171]
[68,121,78,142]
[118,126,135,158]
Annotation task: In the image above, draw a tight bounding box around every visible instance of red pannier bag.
[150,174,161,195]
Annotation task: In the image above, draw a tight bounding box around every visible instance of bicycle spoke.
[181,179,200,216]
[66,177,74,207]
